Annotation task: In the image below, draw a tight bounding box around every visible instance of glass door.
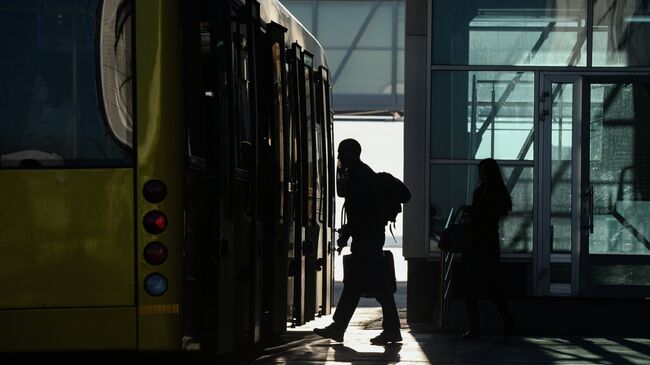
[538,74,582,296]
[539,74,650,297]
[580,76,650,297]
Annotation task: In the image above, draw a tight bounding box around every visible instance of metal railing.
[438,208,456,330]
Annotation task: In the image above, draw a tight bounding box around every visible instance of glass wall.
[587,82,650,257]
[593,0,650,67]
[429,164,533,253]
[429,69,535,253]
[432,0,650,67]
[429,0,650,256]
[282,0,404,112]
[432,0,588,66]
[430,71,535,161]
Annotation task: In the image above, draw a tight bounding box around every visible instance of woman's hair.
[479,158,512,215]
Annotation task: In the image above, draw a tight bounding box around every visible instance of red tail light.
[143,180,167,203]
[144,211,167,234]
[144,242,168,265]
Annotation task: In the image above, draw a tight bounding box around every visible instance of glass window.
[397,50,404,95]
[334,50,392,94]
[432,0,587,66]
[397,2,405,49]
[273,43,286,221]
[429,164,476,249]
[0,0,132,168]
[588,83,650,256]
[500,165,534,253]
[593,0,650,67]
[431,71,535,160]
[283,1,315,33]
[429,164,533,253]
[318,2,374,48]
[550,83,574,253]
[590,265,650,286]
[304,61,314,223]
[357,3,393,48]
[284,0,404,112]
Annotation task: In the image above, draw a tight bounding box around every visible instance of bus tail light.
[144,273,168,296]
[144,242,168,265]
[144,211,167,234]
[143,180,167,203]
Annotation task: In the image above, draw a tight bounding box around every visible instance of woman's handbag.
[438,205,472,253]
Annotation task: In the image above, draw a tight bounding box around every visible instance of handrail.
[438,208,456,330]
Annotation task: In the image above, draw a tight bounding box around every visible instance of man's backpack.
[375,172,411,240]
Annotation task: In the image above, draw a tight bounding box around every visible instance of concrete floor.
[253,307,650,365]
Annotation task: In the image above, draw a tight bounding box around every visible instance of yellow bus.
[0,0,335,353]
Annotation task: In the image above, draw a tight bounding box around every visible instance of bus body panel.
[135,0,185,350]
[0,169,134,308]
[0,0,331,353]
[0,307,136,351]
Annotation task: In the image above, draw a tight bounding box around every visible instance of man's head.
[337,138,361,168]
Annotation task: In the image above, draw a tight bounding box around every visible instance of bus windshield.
[0,0,133,168]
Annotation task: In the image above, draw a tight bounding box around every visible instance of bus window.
[303,54,314,224]
[314,94,324,224]
[233,22,253,171]
[184,11,211,167]
[272,42,286,221]
[0,0,133,167]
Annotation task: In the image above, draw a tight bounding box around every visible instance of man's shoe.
[370,331,402,345]
[313,323,344,342]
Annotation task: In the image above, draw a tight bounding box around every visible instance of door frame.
[536,72,584,297]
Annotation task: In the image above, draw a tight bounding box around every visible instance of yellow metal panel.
[0,307,136,351]
[136,0,185,350]
[0,169,134,308]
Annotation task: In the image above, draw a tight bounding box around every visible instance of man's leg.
[332,281,361,332]
[369,289,402,344]
[314,264,361,341]
[376,290,400,333]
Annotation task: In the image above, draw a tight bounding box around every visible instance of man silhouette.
[314,138,401,345]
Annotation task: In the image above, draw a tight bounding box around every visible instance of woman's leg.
[485,259,514,336]
[464,261,480,334]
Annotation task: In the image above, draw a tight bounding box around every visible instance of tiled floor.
[253,307,650,364]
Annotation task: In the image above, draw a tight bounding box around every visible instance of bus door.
[255,21,290,337]
[244,0,264,345]
[180,0,239,354]
[229,2,256,346]
[181,0,218,349]
[282,48,297,329]
[300,50,320,322]
[287,43,306,326]
[315,66,335,316]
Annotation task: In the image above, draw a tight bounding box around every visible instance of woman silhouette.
[463,158,514,339]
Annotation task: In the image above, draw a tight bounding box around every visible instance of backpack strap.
[389,221,397,243]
